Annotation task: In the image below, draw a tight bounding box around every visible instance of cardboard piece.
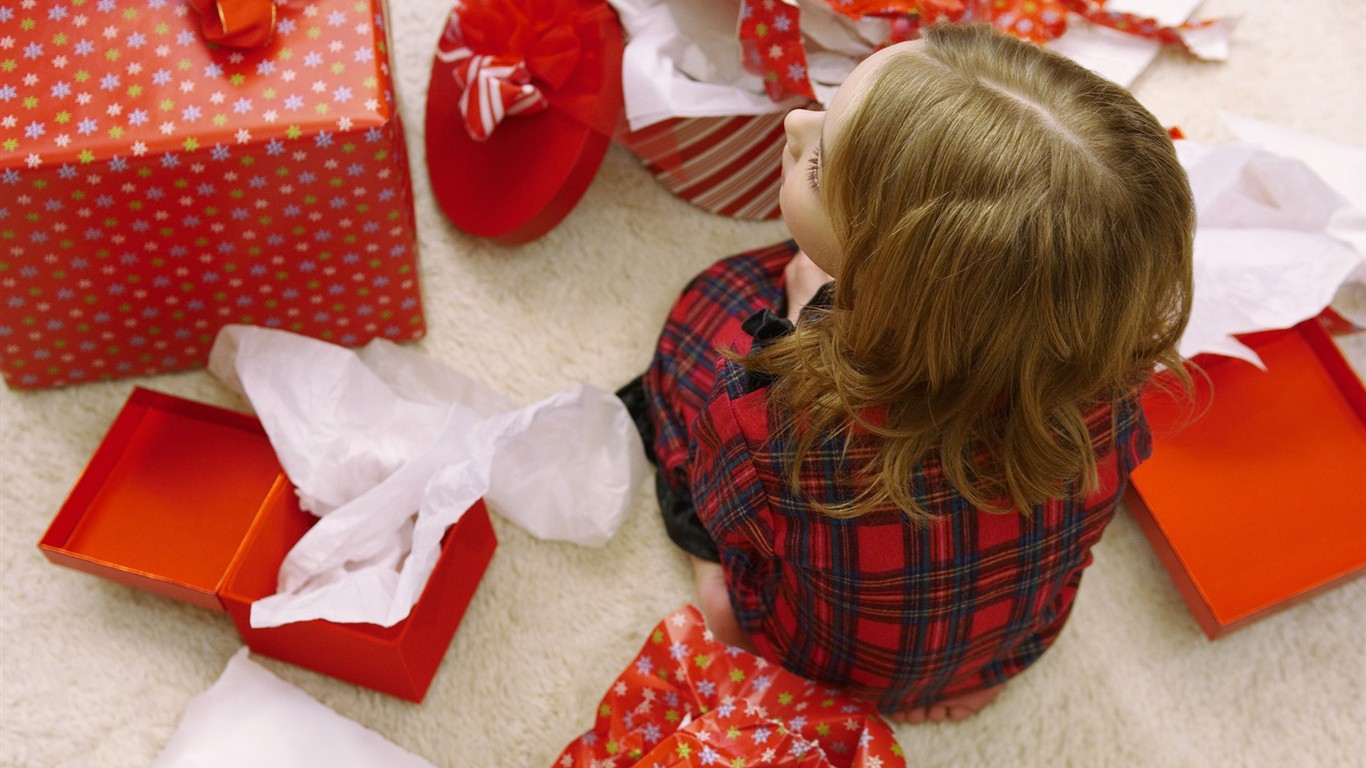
[1127,317,1366,638]
[39,388,496,701]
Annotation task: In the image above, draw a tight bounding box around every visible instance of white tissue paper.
[207,326,649,628]
[1174,120,1366,366]
[1219,112,1366,326]
[607,0,816,130]
[153,648,436,768]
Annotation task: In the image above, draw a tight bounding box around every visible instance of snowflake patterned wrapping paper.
[0,0,424,389]
[554,605,907,768]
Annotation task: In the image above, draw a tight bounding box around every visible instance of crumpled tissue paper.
[153,648,436,768]
[207,326,648,628]
[606,0,880,129]
[1175,115,1366,365]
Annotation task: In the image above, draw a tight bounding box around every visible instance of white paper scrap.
[1220,113,1366,284]
[153,649,436,768]
[1175,137,1366,365]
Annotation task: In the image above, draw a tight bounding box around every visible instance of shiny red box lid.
[1128,317,1366,638]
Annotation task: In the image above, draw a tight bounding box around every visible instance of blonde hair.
[744,23,1194,520]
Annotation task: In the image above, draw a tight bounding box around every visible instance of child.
[621,23,1193,723]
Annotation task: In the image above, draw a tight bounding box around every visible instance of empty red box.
[38,387,495,701]
[1126,317,1366,638]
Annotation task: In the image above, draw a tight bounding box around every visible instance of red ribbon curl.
[436,0,621,142]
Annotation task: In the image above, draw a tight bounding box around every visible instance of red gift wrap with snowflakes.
[0,0,424,389]
[555,605,906,768]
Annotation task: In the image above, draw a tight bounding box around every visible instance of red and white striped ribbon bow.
[436,17,550,142]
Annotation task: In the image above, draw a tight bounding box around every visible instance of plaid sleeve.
[688,367,780,623]
[639,242,797,560]
[690,361,892,700]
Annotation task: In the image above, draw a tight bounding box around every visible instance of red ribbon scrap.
[740,0,1223,102]
[436,0,620,142]
[185,0,277,49]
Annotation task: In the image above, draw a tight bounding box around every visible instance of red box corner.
[39,387,495,701]
[1127,319,1366,639]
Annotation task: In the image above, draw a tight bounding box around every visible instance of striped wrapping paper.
[618,111,796,221]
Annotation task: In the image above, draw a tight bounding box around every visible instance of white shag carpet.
[3,1,1364,766]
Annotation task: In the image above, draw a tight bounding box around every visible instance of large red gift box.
[38,387,496,701]
[1126,317,1366,639]
[0,0,424,390]
[555,605,906,768]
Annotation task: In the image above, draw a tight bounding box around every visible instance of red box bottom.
[39,387,496,701]
[221,482,496,701]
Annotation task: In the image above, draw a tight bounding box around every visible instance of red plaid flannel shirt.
[645,242,1150,712]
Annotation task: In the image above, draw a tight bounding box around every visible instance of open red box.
[1126,317,1366,639]
[38,387,496,702]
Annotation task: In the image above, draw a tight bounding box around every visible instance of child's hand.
[784,251,834,323]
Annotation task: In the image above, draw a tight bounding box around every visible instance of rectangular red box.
[0,0,425,389]
[39,387,495,701]
[1127,318,1366,638]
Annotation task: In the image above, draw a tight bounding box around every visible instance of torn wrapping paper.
[554,606,906,768]
[1046,0,1229,87]
[608,0,1223,131]
[207,326,648,628]
[153,649,436,768]
[1174,119,1366,366]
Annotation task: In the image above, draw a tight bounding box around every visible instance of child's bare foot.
[886,682,1007,725]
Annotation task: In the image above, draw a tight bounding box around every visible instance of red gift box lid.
[38,387,496,701]
[1127,318,1366,638]
[424,0,625,244]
